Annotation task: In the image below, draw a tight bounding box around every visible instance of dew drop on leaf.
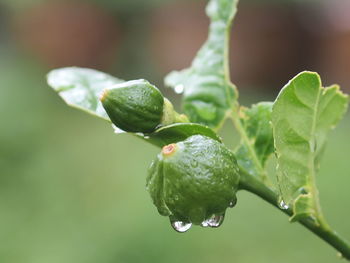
[298,187,308,194]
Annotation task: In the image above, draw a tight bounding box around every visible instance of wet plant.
[47,0,350,259]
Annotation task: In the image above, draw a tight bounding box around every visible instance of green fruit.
[100,79,164,133]
[146,135,240,232]
[100,79,188,133]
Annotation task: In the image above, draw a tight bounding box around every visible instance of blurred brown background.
[1,1,350,263]
[5,0,350,93]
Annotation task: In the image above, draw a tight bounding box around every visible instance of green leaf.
[165,0,238,129]
[235,102,274,181]
[47,67,124,121]
[142,123,222,148]
[271,71,349,221]
[290,193,314,222]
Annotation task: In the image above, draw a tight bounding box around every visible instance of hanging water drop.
[170,218,192,233]
[278,199,289,210]
[229,198,237,208]
[201,220,209,227]
[112,124,126,134]
[201,214,225,228]
[299,187,308,194]
[174,84,184,94]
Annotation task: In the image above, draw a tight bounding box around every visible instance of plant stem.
[238,166,350,260]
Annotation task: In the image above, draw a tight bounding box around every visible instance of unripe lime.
[146,135,240,232]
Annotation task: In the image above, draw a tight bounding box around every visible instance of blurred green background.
[1,0,350,262]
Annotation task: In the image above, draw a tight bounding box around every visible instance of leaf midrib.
[298,82,323,221]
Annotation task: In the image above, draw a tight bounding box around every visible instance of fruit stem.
[161,98,189,125]
[238,166,350,260]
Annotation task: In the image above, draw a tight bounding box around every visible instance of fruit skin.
[100,79,164,133]
[146,135,240,225]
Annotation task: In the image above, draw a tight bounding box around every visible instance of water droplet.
[229,199,237,208]
[174,84,184,94]
[191,160,198,168]
[135,132,145,137]
[155,124,164,130]
[299,187,308,194]
[278,199,289,210]
[201,214,225,228]
[112,124,126,134]
[170,218,192,233]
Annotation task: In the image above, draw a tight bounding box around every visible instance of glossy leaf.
[271,71,349,221]
[165,0,238,129]
[143,123,222,148]
[47,67,124,121]
[235,102,274,180]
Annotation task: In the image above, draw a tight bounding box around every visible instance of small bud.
[100,79,164,133]
[101,79,187,133]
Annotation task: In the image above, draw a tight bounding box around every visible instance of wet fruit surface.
[100,79,164,133]
[147,135,240,232]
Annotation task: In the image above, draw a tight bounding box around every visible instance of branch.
[238,166,350,260]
